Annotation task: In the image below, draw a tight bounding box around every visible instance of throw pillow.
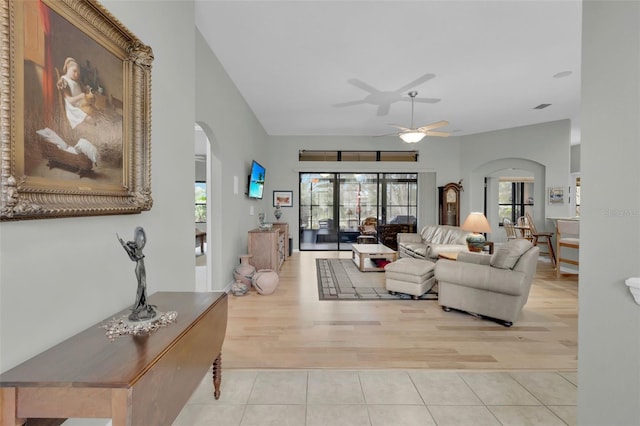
[490,239,532,270]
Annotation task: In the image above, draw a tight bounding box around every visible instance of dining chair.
[516,216,534,241]
[525,212,556,266]
[556,220,579,278]
[503,218,519,241]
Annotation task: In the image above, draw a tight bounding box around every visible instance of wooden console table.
[0,292,228,426]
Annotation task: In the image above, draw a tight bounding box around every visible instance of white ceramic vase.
[233,255,256,286]
[252,269,279,295]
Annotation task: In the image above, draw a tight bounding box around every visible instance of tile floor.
[173,369,577,426]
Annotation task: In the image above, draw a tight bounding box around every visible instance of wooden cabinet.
[439,182,463,226]
[271,222,290,258]
[248,227,286,272]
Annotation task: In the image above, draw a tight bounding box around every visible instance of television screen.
[247,160,265,199]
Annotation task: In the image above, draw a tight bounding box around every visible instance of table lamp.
[461,212,492,252]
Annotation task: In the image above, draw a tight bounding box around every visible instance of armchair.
[359,217,377,236]
[434,239,539,326]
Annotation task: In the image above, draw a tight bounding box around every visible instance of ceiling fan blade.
[424,131,450,137]
[333,100,367,108]
[376,103,391,116]
[389,124,411,131]
[412,97,441,104]
[395,73,436,93]
[418,120,449,131]
[347,78,380,94]
[374,133,398,138]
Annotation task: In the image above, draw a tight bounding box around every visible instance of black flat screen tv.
[247,160,266,199]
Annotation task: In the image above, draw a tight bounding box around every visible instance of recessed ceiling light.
[553,71,573,78]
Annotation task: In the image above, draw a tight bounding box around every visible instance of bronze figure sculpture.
[118,227,157,321]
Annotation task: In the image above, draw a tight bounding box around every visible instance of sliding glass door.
[299,172,417,250]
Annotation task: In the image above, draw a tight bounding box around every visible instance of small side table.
[483,241,494,254]
[438,252,459,261]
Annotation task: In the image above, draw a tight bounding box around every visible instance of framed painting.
[548,186,565,205]
[273,190,293,207]
[0,0,153,220]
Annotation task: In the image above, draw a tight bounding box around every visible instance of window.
[299,150,418,162]
[195,181,206,223]
[498,179,534,224]
[299,172,417,250]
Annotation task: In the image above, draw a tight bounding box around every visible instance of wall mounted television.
[247,160,266,199]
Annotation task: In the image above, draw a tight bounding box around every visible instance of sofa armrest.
[397,233,422,244]
[434,261,528,296]
[457,251,491,265]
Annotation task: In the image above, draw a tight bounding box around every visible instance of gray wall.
[266,120,572,249]
[195,30,270,290]
[2,2,637,425]
[579,1,640,424]
[461,120,573,239]
[0,0,197,372]
[570,144,580,174]
[265,134,460,249]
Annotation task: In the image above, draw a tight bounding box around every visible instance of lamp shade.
[461,212,492,252]
[461,212,492,233]
[399,131,426,143]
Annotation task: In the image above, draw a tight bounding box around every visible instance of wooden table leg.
[212,353,222,400]
[1,387,25,426]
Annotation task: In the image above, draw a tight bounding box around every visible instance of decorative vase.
[233,254,256,286]
[231,280,249,296]
[252,269,279,295]
[274,205,282,222]
[258,212,272,230]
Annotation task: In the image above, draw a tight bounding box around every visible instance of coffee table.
[351,243,398,272]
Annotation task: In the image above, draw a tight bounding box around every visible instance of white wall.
[579,2,640,424]
[0,1,196,372]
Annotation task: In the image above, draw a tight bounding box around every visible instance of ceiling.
[195,1,582,143]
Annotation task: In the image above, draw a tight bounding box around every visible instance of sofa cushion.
[385,258,435,274]
[490,239,533,270]
[402,243,428,258]
[420,225,469,245]
[420,225,440,242]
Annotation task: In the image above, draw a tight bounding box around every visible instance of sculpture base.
[128,304,158,322]
[103,310,178,340]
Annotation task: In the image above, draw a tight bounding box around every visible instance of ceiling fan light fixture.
[399,131,426,143]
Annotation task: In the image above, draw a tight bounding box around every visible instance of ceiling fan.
[333,73,440,116]
[389,91,450,143]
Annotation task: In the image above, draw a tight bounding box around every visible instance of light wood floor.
[221,251,578,371]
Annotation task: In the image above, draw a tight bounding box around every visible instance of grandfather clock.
[438,181,463,226]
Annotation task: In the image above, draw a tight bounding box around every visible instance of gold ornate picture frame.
[0,0,153,220]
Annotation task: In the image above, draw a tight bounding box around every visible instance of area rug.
[316,258,437,301]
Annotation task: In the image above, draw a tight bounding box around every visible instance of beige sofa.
[397,225,471,260]
[434,239,540,326]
